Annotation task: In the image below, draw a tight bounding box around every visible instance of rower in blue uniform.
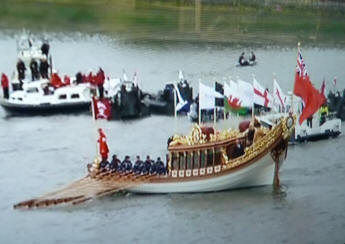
[133,155,143,174]
[99,158,109,172]
[155,157,165,175]
[143,155,152,174]
[109,154,120,172]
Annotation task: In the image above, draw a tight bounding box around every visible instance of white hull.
[260,113,341,141]
[129,153,278,193]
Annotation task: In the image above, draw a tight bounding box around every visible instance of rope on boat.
[13,172,156,209]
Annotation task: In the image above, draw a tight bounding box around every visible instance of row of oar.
[13,170,157,209]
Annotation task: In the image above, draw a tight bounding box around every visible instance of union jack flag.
[296,50,308,78]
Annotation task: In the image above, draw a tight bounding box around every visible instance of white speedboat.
[0,79,91,114]
[260,95,341,142]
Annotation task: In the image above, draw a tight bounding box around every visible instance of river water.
[1,2,345,243]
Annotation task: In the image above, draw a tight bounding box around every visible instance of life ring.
[191,125,202,143]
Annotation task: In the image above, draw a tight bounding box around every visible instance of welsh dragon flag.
[224,80,253,115]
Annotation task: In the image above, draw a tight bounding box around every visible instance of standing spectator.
[16,59,26,89]
[41,42,50,57]
[39,57,50,79]
[95,68,105,98]
[30,59,40,81]
[75,72,83,84]
[1,73,9,99]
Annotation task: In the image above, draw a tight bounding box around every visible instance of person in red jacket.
[86,71,94,84]
[98,128,109,161]
[50,72,63,88]
[1,73,9,99]
[63,75,70,86]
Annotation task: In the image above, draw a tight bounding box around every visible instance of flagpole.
[226,75,231,119]
[291,42,300,115]
[198,80,201,125]
[213,81,216,128]
[251,75,255,124]
[223,81,226,121]
[272,73,276,113]
[91,96,99,158]
[174,80,177,133]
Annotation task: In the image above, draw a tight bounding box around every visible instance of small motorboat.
[259,96,341,143]
[110,79,150,120]
[0,80,91,114]
[236,52,257,67]
[143,71,193,116]
[96,72,150,120]
[236,61,257,67]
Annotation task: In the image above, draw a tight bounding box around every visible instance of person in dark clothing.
[155,157,165,175]
[121,155,132,172]
[246,124,255,146]
[150,158,157,174]
[41,42,50,57]
[307,116,313,128]
[143,155,153,174]
[109,154,120,172]
[249,51,256,62]
[16,59,26,89]
[119,159,126,172]
[96,68,105,99]
[39,58,50,79]
[75,72,83,84]
[238,52,249,66]
[133,155,143,174]
[167,136,174,148]
[232,139,245,159]
[30,59,40,81]
[99,158,109,172]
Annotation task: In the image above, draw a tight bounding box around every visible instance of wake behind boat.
[14,114,295,209]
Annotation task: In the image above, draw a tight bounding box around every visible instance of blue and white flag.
[174,83,190,113]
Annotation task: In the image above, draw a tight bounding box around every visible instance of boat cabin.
[8,80,91,105]
[167,134,247,178]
